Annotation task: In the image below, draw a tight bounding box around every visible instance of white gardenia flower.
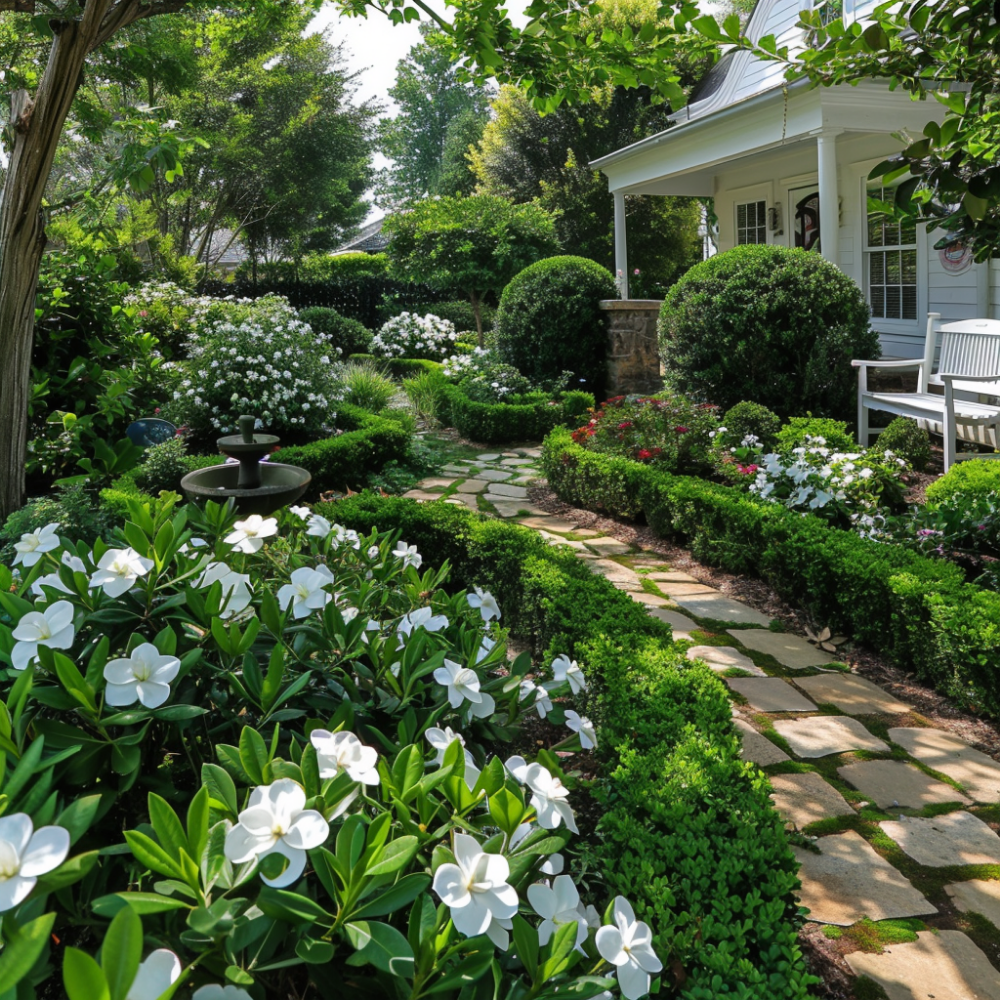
[504,755,529,783]
[531,686,553,719]
[197,562,252,619]
[0,813,70,912]
[565,710,597,750]
[103,643,181,709]
[310,730,379,784]
[288,505,311,521]
[89,548,154,597]
[466,586,501,622]
[397,606,449,638]
[528,875,590,949]
[224,778,330,888]
[476,636,496,664]
[425,727,480,789]
[432,833,518,944]
[595,896,663,1000]
[277,567,334,619]
[331,524,361,550]
[126,950,182,1000]
[393,541,422,569]
[13,522,60,567]
[30,550,83,597]
[305,514,333,538]
[11,600,76,671]
[525,763,578,834]
[192,987,253,1000]
[433,659,495,719]
[551,654,586,694]
[225,515,278,554]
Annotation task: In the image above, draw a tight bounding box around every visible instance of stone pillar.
[600,299,663,397]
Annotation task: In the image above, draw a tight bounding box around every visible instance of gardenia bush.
[0,497,659,1000]
[168,294,345,439]
[371,312,458,361]
[443,349,568,404]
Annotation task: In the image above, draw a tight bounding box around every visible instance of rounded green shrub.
[407,300,495,334]
[874,417,931,472]
[775,416,856,454]
[721,401,781,449]
[299,306,373,356]
[658,245,879,420]
[926,459,1000,503]
[494,255,617,398]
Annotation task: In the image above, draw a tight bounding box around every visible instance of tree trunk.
[470,291,483,348]
[0,3,112,521]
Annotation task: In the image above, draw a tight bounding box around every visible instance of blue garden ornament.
[126,417,177,448]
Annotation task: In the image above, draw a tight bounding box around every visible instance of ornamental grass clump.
[371,312,458,361]
[168,294,345,440]
[0,496,660,1000]
[570,392,720,474]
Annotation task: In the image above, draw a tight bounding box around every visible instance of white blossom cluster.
[169,294,345,437]
[371,312,458,360]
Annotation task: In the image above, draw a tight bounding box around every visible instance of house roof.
[335,217,390,254]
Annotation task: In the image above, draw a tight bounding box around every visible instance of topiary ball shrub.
[658,245,879,421]
[299,306,373,357]
[721,400,781,449]
[494,256,617,399]
[874,417,931,472]
[775,415,856,455]
[926,458,1000,504]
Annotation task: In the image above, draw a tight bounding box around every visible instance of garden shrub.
[542,427,1000,715]
[720,401,781,450]
[403,369,452,426]
[658,245,879,421]
[401,299,495,334]
[371,312,459,361]
[494,256,618,398]
[443,384,593,445]
[327,494,816,999]
[874,417,931,472]
[297,305,373,356]
[775,416,856,455]
[925,458,1000,503]
[0,484,115,564]
[341,359,398,412]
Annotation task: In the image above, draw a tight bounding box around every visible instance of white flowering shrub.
[168,294,345,438]
[746,435,909,526]
[0,497,658,1000]
[371,312,458,361]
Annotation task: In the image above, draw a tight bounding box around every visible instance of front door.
[790,187,821,253]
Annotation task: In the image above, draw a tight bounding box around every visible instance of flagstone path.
[402,448,1000,1000]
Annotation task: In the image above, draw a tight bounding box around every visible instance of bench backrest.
[921,314,1000,395]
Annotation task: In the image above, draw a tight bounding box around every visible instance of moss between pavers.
[821,916,928,951]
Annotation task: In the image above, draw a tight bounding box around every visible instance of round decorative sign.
[940,243,973,274]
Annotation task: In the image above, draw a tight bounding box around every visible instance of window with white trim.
[865,184,917,321]
[735,200,767,245]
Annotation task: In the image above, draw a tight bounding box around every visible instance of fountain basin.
[180,462,311,515]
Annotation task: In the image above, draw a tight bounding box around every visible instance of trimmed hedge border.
[321,493,815,1000]
[439,384,594,445]
[348,354,445,380]
[542,427,1000,717]
[101,403,410,515]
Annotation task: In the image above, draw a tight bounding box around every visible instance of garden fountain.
[180,415,311,515]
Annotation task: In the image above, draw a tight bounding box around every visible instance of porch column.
[614,189,629,299]
[817,131,840,265]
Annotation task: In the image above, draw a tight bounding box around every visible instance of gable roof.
[335,217,390,254]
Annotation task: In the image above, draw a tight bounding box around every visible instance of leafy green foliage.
[775,416,857,455]
[658,246,879,421]
[441,385,594,445]
[133,436,191,495]
[494,256,618,399]
[341,361,398,413]
[0,486,115,566]
[720,401,782,451]
[925,459,1000,505]
[873,417,931,473]
[298,307,373,357]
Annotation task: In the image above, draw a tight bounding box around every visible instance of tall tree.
[375,23,492,207]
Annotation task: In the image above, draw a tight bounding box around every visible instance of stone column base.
[600,299,663,397]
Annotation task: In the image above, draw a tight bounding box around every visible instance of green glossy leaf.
[0,913,56,991]
[344,920,415,977]
[352,873,431,919]
[365,835,419,876]
[101,907,143,1000]
[64,947,110,1000]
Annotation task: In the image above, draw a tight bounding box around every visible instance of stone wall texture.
[600,300,663,396]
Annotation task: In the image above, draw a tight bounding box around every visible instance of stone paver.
[795,674,911,715]
[511,475,538,485]
[888,727,1000,804]
[646,607,698,632]
[726,677,816,713]
[647,570,701,583]
[837,760,971,810]
[671,594,771,626]
[455,479,488,493]
[442,464,473,474]
[570,528,600,538]
[584,537,632,556]
[686,645,761,673]
[627,591,671,608]
[416,477,456,490]
[491,500,549,518]
[793,831,938,925]
[402,490,445,501]
[449,493,480,509]
[769,772,854,828]
[945,879,1000,930]
[881,811,1000,867]
[477,468,514,482]
[500,457,535,466]
[846,930,1000,1000]
[655,581,720,597]
[516,516,572,533]
[772,716,889,758]
[486,483,529,498]
[476,453,501,461]
[727,629,837,669]
[587,560,641,585]
[734,718,790,765]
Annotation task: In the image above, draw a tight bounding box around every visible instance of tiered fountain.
[180,415,311,515]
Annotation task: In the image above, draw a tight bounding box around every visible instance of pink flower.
[633,268,640,275]
[674,426,689,434]
[738,464,758,475]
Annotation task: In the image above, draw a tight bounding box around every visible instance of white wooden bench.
[853,313,1000,470]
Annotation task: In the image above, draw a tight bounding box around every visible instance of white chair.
[853,313,1000,471]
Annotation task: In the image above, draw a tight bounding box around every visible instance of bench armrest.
[851,358,925,370]
[939,372,1000,383]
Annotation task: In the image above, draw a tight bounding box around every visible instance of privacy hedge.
[322,493,814,1000]
[543,427,1000,716]
[440,384,594,445]
[101,404,410,515]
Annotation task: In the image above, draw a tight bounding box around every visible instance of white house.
[592,0,992,360]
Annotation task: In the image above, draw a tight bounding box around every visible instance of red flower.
[618,421,632,430]
[637,449,653,460]
[738,464,758,475]
[674,426,689,434]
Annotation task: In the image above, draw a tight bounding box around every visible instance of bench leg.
[856,368,869,448]
[943,388,956,472]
